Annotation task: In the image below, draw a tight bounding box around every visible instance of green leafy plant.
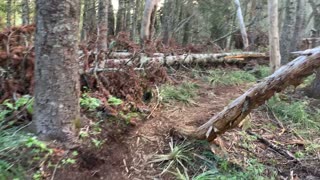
[108,96,123,106]
[0,95,33,122]
[0,128,52,179]
[160,82,199,104]
[80,93,101,111]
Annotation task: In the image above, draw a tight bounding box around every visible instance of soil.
[53,71,320,180]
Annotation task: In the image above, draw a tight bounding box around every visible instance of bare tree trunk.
[82,0,97,41]
[140,0,159,42]
[131,0,141,41]
[308,0,320,98]
[129,0,135,39]
[188,47,320,141]
[124,0,131,31]
[98,0,108,52]
[116,0,125,34]
[13,0,16,26]
[280,0,297,64]
[234,0,249,49]
[268,0,281,72]
[34,0,81,142]
[108,1,115,36]
[162,0,174,45]
[289,0,306,52]
[6,0,12,27]
[21,0,30,25]
[182,0,192,46]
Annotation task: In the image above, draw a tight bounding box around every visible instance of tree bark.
[289,0,306,52]
[98,0,108,52]
[234,0,249,49]
[191,47,320,141]
[82,0,97,41]
[131,0,141,41]
[308,0,320,98]
[268,0,281,72]
[182,0,192,45]
[6,0,12,28]
[162,0,174,45]
[100,52,267,67]
[34,0,81,142]
[140,0,160,42]
[116,0,125,34]
[108,1,115,36]
[280,0,297,64]
[21,0,30,25]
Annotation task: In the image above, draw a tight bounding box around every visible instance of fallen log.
[103,52,267,67]
[189,47,320,142]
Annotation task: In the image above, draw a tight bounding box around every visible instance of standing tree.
[131,0,141,41]
[6,0,12,27]
[140,0,160,43]
[81,0,97,41]
[116,0,125,34]
[268,0,281,72]
[280,0,296,64]
[234,0,249,49]
[21,0,30,25]
[34,0,81,142]
[108,1,115,36]
[307,0,320,98]
[98,0,108,56]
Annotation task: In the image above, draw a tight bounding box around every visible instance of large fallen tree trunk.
[189,47,320,142]
[107,51,266,60]
[103,52,267,67]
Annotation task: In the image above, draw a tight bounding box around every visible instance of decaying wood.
[189,47,320,142]
[103,52,267,66]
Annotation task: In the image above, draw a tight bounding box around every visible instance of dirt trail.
[55,78,320,180]
[55,80,244,180]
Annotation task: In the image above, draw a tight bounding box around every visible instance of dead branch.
[184,47,320,142]
[246,130,298,161]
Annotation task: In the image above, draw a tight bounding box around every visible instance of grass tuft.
[267,94,320,132]
[150,139,193,175]
[253,66,271,79]
[206,69,256,86]
[160,82,199,104]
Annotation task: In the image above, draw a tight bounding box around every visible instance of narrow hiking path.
[54,71,246,180]
[55,69,320,180]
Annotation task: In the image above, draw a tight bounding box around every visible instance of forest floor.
[53,66,320,180]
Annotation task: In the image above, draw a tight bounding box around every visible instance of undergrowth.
[267,94,320,138]
[153,140,274,180]
[160,82,199,104]
[206,69,256,86]
[267,94,320,131]
[0,128,53,179]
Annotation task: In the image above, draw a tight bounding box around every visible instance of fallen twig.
[246,130,298,162]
